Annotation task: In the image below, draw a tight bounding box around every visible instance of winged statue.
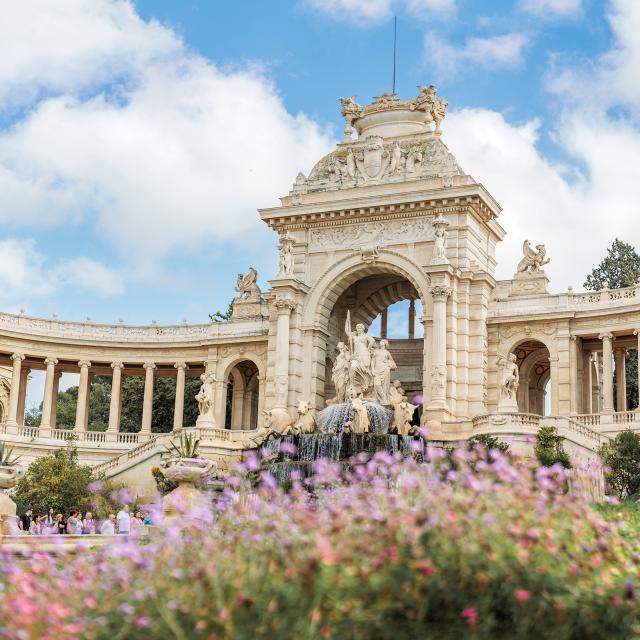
[517,240,550,273]
[235,267,261,300]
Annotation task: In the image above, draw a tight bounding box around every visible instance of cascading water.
[254,399,423,486]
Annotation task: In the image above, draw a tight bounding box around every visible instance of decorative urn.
[159,457,216,520]
[159,457,216,485]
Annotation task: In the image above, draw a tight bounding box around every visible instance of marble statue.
[293,400,316,434]
[331,341,351,403]
[235,268,262,300]
[345,396,370,434]
[392,399,418,436]
[346,318,375,397]
[389,141,402,174]
[411,84,437,113]
[433,97,448,133]
[371,339,397,404]
[497,353,519,411]
[389,379,406,406]
[339,96,362,140]
[263,408,295,435]
[432,212,449,263]
[195,373,216,427]
[517,240,550,273]
[278,234,295,277]
[237,425,275,449]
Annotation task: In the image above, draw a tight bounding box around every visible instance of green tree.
[599,430,640,499]
[14,444,94,515]
[209,299,234,323]
[534,426,571,468]
[584,239,640,411]
[584,239,640,290]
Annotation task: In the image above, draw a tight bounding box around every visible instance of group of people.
[17,504,151,535]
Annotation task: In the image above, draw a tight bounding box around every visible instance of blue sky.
[0,0,639,330]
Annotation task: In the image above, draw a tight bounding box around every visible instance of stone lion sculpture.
[293,400,316,435]
[263,408,294,436]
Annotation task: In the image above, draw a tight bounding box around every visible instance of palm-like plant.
[165,432,200,459]
[0,441,20,466]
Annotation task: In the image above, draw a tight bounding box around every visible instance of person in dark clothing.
[19,509,33,533]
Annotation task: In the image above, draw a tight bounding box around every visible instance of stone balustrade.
[491,281,640,316]
[0,311,267,343]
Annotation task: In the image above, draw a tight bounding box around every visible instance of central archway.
[300,250,432,411]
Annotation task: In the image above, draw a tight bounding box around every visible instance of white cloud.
[0,238,121,311]
[443,1,640,289]
[53,257,124,296]
[425,32,530,77]
[520,0,582,17]
[304,0,454,24]
[0,0,334,273]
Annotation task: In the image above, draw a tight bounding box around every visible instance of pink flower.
[462,607,478,626]
[515,590,531,602]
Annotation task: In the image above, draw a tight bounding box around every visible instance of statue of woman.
[347,323,375,396]
[331,342,351,403]
[371,339,397,404]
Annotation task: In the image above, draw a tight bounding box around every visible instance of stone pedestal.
[509,272,549,297]
[159,458,216,521]
[231,298,266,320]
[0,465,24,538]
[497,396,519,413]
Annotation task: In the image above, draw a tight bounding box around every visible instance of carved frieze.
[309,218,433,251]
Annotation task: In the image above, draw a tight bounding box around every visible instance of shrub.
[535,425,571,468]
[1,449,639,638]
[599,430,640,499]
[467,434,509,454]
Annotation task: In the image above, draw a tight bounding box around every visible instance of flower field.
[1,446,639,639]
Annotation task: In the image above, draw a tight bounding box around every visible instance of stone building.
[0,87,637,490]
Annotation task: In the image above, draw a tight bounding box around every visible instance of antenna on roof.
[392,16,397,95]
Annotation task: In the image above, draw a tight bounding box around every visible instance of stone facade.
[0,88,637,485]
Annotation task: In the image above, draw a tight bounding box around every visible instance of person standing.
[100,514,116,535]
[116,505,131,535]
[19,509,33,534]
[55,514,66,534]
[66,510,79,535]
[82,512,96,534]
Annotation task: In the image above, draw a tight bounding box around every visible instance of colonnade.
[579,331,640,414]
[4,353,194,434]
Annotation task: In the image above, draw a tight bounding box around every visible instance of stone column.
[599,333,614,413]
[141,362,156,434]
[50,371,61,429]
[582,350,592,414]
[569,336,578,414]
[615,347,627,412]
[380,309,388,339]
[107,362,124,433]
[635,329,640,411]
[39,357,58,434]
[173,362,188,431]
[74,361,91,431]
[408,300,416,339]
[273,297,296,409]
[16,366,30,426]
[6,353,25,427]
[426,285,451,411]
[84,373,93,430]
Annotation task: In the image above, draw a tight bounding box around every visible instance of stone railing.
[472,412,606,451]
[92,435,164,476]
[0,310,269,343]
[491,282,640,316]
[572,414,601,427]
[0,425,147,445]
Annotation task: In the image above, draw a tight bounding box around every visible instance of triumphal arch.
[1,86,639,490]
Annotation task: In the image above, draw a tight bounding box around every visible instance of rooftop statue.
[235,267,261,301]
[517,240,550,274]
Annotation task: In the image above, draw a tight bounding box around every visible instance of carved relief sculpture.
[431,212,449,264]
[497,353,519,412]
[392,400,418,436]
[277,234,295,277]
